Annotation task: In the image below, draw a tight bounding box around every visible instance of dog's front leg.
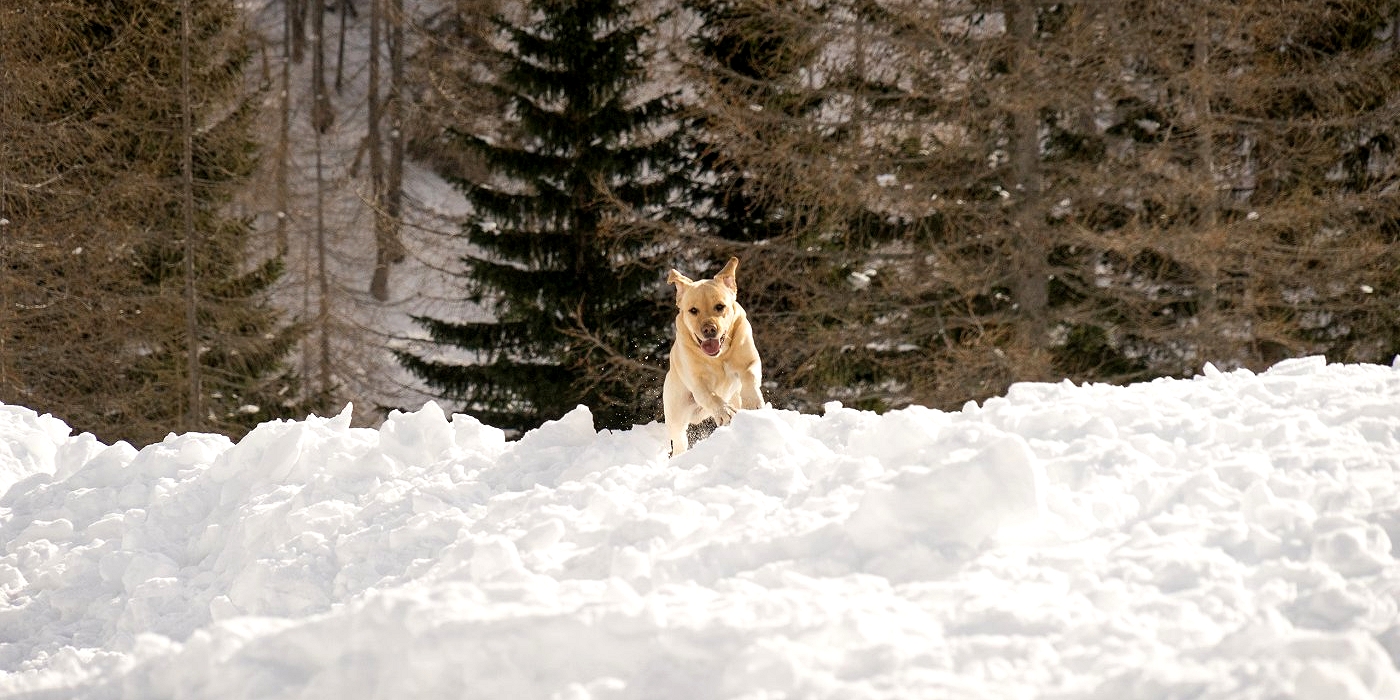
[738,363,764,410]
[663,372,693,456]
[666,420,689,456]
[698,391,737,425]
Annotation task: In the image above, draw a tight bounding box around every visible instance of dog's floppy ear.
[666,269,693,304]
[715,257,739,292]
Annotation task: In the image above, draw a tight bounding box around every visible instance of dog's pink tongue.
[701,338,722,356]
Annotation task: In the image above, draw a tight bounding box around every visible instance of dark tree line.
[4,0,1398,441]
[408,0,1399,431]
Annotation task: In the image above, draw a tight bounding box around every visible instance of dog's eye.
[688,307,699,315]
[714,303,725,313]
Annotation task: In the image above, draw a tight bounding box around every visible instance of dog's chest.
[722,364,744,397]
[679,351,743,395]
[711,359,747,397]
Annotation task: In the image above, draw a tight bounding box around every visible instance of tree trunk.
[311,0,334,133]
[290,0,306,64]
[386,0,406,263]
[276,0,292,256]
[1193,21,1217,230]
[368,0,390,300]
[312,0,332,395]
[335,0,349,92]
[180,0,202,431]
[1191,17,1223,362]
[1007,0,1047,346]
[315,128,332,398]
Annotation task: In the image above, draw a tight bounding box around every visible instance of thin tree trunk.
[290,0,306,64]
[1007,0,1047,343]
[369,0,390,300]
[335,0,349,92]
[386,0,406,263]
[0,34,8,393]
[311,0,334,133]
[1192,18,1221,357]
[850,6,866,145]
[277,3,292,256]
[370,0,406,300]
[311,0,333,395]
[1194,21,1216,229]
[301,178,313,402]
[315,128,332,397]
[180,0,202,430]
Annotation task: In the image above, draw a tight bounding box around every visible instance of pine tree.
[398,0,688,433]
[0,0,311,444]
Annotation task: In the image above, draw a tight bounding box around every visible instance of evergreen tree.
[0,0,312,444]
[398,0,688,432]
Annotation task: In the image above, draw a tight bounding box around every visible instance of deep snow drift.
[3,356,1400,699]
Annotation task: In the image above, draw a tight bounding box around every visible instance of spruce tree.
[399,0,688,433]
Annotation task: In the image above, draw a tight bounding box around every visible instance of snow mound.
[3,357,1400,699]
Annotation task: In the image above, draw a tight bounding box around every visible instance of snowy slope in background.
[3,357,1400,699]
[233,0,486,424]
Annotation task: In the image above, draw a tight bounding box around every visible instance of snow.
[4,357,1400,699]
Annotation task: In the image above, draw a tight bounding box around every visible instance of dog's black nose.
[701,323,719,338]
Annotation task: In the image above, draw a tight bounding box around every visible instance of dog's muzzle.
[697,334,724,357]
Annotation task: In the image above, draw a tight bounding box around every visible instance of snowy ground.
[3,356,1400,699]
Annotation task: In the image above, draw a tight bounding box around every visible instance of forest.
[3,0,1399,446]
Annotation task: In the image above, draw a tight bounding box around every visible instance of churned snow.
[3,356,1400,699]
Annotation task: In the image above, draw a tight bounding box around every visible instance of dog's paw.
[713,403,737,425]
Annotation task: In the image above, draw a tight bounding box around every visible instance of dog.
[663,257,764,456]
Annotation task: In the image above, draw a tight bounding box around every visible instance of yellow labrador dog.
[663,257,764,456]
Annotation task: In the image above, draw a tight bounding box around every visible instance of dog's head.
[667,257,742,358]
